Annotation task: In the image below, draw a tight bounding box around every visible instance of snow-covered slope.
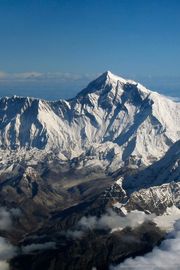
[103,140,180,217]
[0,71,180,172]
[122,140,180,192]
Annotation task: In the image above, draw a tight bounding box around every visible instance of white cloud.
[0,237,17,270]
[111,219,180,270]
[79,209,154,231]
[67,209,155,238]
[0,207,22,231]
[66,229,84,239]
[0,70,96,82]
[22,242,56,254]
[0,261,9,270]
[0,208,12,231]
[9,208,22,218]
[0,237,17,261]
[0,71,8,79]
[0,208,21,269]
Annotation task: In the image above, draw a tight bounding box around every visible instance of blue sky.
[0,0,180,100]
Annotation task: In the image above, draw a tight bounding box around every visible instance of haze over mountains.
[0,71,179,270]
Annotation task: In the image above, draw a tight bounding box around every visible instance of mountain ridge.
[0,72,180,270]
[0,71,180,173]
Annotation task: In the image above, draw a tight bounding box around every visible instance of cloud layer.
[0,70,96,82]
[0,208,12,231]
[0,261,9,270]
[0,70,179,101]
[0,70,97,100]
[0,208,19,270]
[79,209,154,231]
[0,237,17,270]
[67,209,155,239]
[0,237,17,261]
[111,219,180,270]
[22,242,56,254]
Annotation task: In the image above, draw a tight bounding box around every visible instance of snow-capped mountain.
[0,71,180,173]
[0,72,180,270]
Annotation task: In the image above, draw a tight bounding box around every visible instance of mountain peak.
[76,71,128,98]
[100,70,127,84]
[76,71,150,99]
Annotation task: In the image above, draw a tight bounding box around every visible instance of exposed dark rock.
[10,222,164,270]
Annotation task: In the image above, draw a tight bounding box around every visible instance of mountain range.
[0,71,179,173]
[0,71,179,270]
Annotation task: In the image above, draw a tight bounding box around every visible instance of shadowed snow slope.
[122,140,180,192]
